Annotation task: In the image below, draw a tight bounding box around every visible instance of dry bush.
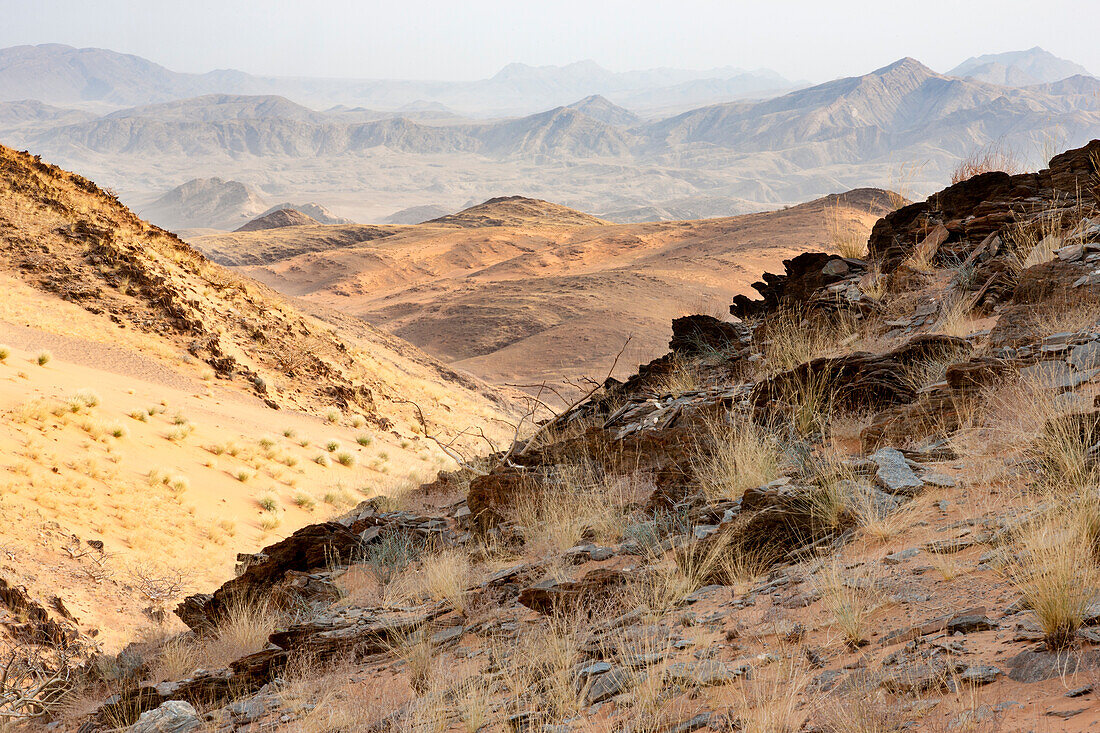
[850,486,916,544]
[392,632,435,695]
[152,636,198,682]
[825,200,869,258]
[951,143,1023,184]
[930,295,976,338]
[759,310,859,376]
[729,657,814,732]
[817,561,881,648]
[1003,198,1087,272]
[820,683,907,732]
[630,529,774,612]
[200,597,283,669]
[983,372,1097,491]
[510,463,638,557]
[495,614,585,723]
[1005,511,1100,648]
[416,548,473,614]
[657,355,704,396]
[691,414,780,501]
[1025,296,1100,340]
[279,654,407,733]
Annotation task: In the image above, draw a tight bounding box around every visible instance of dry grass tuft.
[692,414,780,501]
[510,463,636,557]
[1005,511,1099,648]
[417,548,473,613]
[730,657,814,732]
[818,561,881,648]
[825,199,869,258]
[951,143,1023,184]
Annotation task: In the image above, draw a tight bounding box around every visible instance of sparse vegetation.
[691,414,779,500]
[35,350,52,366]
[951,142,1023,184]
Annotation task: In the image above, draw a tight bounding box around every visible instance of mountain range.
[0,44,800,116]
[1,46,1098,226]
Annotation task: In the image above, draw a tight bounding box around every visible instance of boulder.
[518,568,631,614]
[129,701,201,733]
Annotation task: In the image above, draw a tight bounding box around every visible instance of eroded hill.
[191,190,896,390]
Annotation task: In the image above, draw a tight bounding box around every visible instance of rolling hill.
[190,190,895,388]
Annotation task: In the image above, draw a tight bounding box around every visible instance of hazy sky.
[4,0,1097,82]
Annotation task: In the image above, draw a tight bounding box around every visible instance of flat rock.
[1069,342,1100,371]
[946,614,997,634]
[884,548,920,565]
[959,665,1001,686]
[582,667,632,704]
[1020,360,1077,387]
[663,660,751,687]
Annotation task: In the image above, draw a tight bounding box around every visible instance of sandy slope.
[193,189,894,388]
[0,146,519,652]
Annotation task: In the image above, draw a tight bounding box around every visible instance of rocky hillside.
[33,144,1100,732]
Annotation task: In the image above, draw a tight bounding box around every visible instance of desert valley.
[5,11,1100,733]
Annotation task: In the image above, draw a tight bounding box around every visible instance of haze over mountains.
[0,44,1097,226]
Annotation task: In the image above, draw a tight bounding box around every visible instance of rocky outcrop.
[176,505,454,630]
[730,253,870,320]
[751,335,971,416]
[869,140,1100,271]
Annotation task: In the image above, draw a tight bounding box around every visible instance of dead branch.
[0,645,73,722]
[509,336,631,460]
[401,337,630,474]
[399,399,492,474]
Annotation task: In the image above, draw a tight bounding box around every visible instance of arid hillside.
[0,145,517,653]
[36,140,1100,733]
[191,190,895,389]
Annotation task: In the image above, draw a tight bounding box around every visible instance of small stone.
[869,447,924,496]
[884,548,920,565]
[822,259,850,277]
[947,614,997,634]
[1066,685,1093,698]
[958,665,1001,686]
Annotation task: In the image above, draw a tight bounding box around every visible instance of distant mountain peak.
[565,94,639,126]
[948,47,1092,86]
[873,57,936,77]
